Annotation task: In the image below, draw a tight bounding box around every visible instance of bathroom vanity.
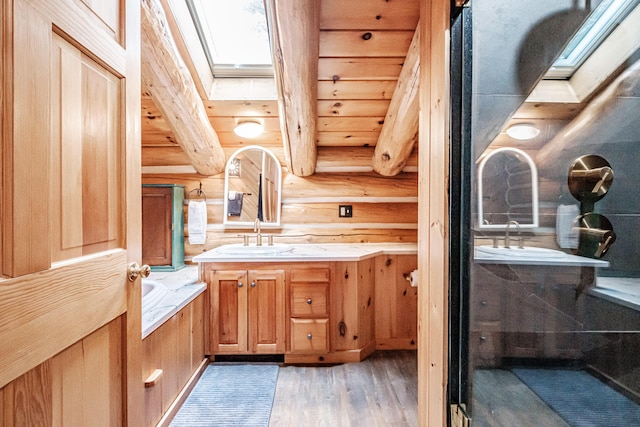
[193,243,418,364]
[471,247,609,368]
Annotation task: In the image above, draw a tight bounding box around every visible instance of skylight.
[546,0,639,79]
[187,0,273,78]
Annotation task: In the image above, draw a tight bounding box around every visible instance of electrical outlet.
[339,205,353,218]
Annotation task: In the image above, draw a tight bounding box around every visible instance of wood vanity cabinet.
[208,268,285,355]
[202,256,415,363]
[143,293,205,427]
[142,184,185,271]
[471,263,589,368]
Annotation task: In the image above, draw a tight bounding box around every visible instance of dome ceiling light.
[506,123,541,140]
[234,120,264,138]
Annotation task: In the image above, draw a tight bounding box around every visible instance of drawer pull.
[481,300,488,306]
[251,281,256,287]
[480,335,487,342]
[144,369,163,388]
[307,333,313,340]
[238,282,243,288]
[307,298,312,305]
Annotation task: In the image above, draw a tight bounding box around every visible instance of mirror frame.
[223,145,282,228]
[477,147,539,230]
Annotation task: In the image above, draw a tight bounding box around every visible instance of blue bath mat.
[512,368,640,426]
[170,364,279,427]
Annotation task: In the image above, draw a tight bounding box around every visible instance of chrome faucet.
[253,218,262,246]
[504,220,522,249]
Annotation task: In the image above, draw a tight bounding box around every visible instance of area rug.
[170,364,279,427]
[512,368,640,426]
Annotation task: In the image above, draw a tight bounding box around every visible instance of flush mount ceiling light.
[234,120,264,138]
[506,123,541,140]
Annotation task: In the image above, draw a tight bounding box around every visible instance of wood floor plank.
[269,351,417,426]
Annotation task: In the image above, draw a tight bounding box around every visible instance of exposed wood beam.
[266,0,320,177]
[536,58,640,176]
[140,0,225,176]
[372,24,420,176]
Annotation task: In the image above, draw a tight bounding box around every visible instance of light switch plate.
[339,205,353,218]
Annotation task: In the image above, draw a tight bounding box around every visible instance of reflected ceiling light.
[506,123,540,140]
[234,120,264,138]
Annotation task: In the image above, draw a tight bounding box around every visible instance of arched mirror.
[477,147,539,229]
[223,145,282,227]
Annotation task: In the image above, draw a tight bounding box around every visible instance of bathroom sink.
[475,246,565,259]
[142,279,169,312]
[215,243,293,256]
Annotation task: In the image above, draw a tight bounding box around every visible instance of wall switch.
[339,205,353,218]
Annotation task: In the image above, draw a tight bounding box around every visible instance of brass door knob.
[127,262,150,282]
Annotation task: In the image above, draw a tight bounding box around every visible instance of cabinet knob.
[307,333,313,340]
[238,282,243,288]
[251,281,256,287]
[307,298,312,305]
[480,335,487,342]
[480,300,488,306]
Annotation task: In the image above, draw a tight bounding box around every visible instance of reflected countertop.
[192,242,418,263]
[474,246,610,267]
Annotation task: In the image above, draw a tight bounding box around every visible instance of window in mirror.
[223,145,281,227]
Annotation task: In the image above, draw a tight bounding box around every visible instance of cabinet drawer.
[290,283,329,317]
[470,322,502,367]
[290,318,329,353]
[472,282,501,322]
[290,268,330,283]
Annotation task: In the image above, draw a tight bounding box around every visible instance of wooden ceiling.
[141,0,420,177]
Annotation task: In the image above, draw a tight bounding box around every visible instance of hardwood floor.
[269,351,418,427]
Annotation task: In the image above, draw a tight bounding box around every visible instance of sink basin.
[216,243,293,255]
[142,279,169,312]
[475,246,565,259]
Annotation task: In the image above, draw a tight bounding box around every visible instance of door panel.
[1,0,141,424]
[51,32,123,261]
[249,270,285,353]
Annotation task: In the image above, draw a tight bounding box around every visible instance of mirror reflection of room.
[467,0,640,425]
[224,145,282,226]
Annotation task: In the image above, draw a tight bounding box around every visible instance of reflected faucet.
[504,220,522,249]
[254,218,262,246]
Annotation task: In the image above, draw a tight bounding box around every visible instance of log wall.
[142,167,418,260]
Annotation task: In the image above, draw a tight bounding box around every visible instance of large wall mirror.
[223,145,282,227]
[477,147,539,229]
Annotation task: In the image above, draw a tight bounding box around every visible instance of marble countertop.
[191,242,418,263]
[142,266,206,339]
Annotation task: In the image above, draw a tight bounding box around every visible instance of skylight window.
[187,0,273,78]
[546,0,639,79]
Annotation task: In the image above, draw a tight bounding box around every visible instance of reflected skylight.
[546,0,639,79]
[187,0,273,77]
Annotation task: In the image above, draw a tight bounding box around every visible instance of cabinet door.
[503,281,544,358]
[374,255,418,349]
[211,270,248,353]
[142,187,173,266]
[248,270,286,353]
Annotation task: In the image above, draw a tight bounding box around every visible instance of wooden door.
[248,269,285,353]
[0,0,142,425]
[211,270,249,354]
